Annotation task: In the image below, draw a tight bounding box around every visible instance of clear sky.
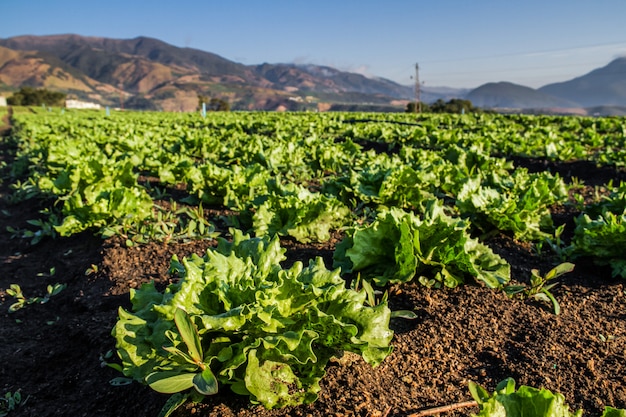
[3,0,626,89]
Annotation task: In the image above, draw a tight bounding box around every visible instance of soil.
[0,111,625,417]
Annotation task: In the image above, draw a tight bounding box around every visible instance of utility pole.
[118,83,124,110]
[414,63,421,113]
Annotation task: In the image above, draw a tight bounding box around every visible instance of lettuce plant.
[456,169,568,241]
[112,230,393,411]
[252,186,351,243]
[470,378,582,417]
[333,200,511,289]
[470,378,626,417]
[570,210,626,278]
[569,184,626,278]
[504,262,575,315]
[42,159,153,236]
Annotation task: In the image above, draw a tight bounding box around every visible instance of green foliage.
[5,282,66,313]
[56,184,153,237]
[405,101,421,113]
[6,109,626,414]
[197,95,230,111]
[7,87,66,107]
[252,186,351,243]
[9,110,626,247]
[6,214,60,245]
[0,391,23,417]
[570,210,626,278]
[38,157,154,236]
[470,378,626,417]
[504,262,575,315]
[456,169,569,241]
[469,378,584,417]
[603,407,626,417]
[102,202,219,246]
[333,200,511,289]
[568,183,626,278]
[112,231,393,409]
[406,98,483,114]
[583,182,626,218]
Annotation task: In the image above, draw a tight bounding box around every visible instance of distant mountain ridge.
[539,57,626,107]
[465,57,626,114]
[466,81,579,109]
[0,34,625,113]
[0,34,434,111]
[254,62,414,98]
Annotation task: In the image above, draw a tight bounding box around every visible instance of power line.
[419,41,626,65]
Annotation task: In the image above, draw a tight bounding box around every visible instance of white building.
[0,96,7,107]
[65,99,101,109]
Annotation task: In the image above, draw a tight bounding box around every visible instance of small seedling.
[599,334,615,343]
[0,390,22,417]
[543,224,568,260]
[100,350,123,372]
[6,284,28,312]
[85,264,99,276]
[102,201,218,246]
[6,218,58,245]
[36,267,56,277]
[504,262,575,315]
[5,283,66,313]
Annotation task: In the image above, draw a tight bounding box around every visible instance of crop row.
[8,110,626,275]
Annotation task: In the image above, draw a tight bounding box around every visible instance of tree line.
[407,98,488,114]
[7,87,66,107]
[6,87,480,115]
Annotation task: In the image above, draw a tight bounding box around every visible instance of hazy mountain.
[539,57,626,107]
[466,81,577,109]
[460,57,626,114]
[254,62,414,98]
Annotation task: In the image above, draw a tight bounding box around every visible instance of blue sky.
[3,0,626,89]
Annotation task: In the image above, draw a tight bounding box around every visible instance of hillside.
[0,34,422,111]
[0,45,119,99]
[255,63,414,98]
[0,34,258,87]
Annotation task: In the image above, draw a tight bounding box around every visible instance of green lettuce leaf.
[602,407,626,417]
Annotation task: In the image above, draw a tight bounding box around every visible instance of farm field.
[0,108,625,417]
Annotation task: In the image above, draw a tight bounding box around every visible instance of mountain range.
[0,34,625,114]
[466,57,626,115]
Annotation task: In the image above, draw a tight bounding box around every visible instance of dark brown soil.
[0,114,624,417]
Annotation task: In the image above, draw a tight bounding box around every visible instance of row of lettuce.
[9,110,626,278]
[6,109,626,413]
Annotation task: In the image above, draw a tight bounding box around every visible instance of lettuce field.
[0,107,625,417]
